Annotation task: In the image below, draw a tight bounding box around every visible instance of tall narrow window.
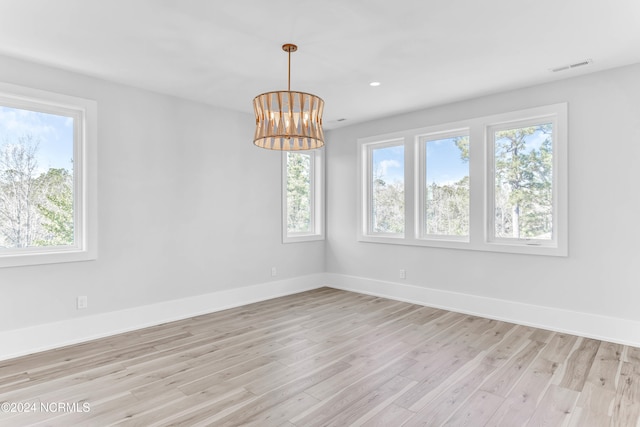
[419,132,469,240]
[489,120,556,243]
[367,142,405,236]
[282,150,324,242]
[0,82,97,267]
[286,152,312,233]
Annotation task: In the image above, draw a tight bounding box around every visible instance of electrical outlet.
[399,269,406,279]
[271,267,277,277]
[77,296,88,309]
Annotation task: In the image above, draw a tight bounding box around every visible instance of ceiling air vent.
[551,59,593,73]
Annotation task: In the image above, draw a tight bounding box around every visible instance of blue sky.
[0,106,74,172]
[425,137,468,185]
[372,137,469,185]
[372,145,404,183]
[495,124,552,156]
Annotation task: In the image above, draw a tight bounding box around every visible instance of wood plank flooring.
[1,287,639,426]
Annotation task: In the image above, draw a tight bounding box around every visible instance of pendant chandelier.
[253,43,325,151]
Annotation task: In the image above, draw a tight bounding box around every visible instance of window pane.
[0,106,74,249]
[494,124,553,239]
[371,144,404,234]
[424,135,469,237]
[286,152,312,233]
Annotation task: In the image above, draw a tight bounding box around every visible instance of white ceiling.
[1,0,639,129]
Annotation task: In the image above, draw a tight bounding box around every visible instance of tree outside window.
[0,107,74,249]
[493,124,553,240]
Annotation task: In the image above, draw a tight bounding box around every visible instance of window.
[419,131,469,240]
[357,103,567,256]
[487,109,566,253]
[368,141,404,236]
[0,82,97,267]
[490,121,553,242]
[282,150,324,242]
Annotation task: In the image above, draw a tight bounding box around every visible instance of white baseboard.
[4,272,638,362]
[0,274,326,362]
[324,273,640,348]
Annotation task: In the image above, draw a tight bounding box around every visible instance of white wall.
[324,63,640,332]
[2,53,640,358]
[0,55,325,335]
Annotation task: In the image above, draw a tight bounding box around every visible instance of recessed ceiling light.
[369,81,381,87]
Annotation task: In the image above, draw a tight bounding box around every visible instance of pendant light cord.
[287,49,291,92]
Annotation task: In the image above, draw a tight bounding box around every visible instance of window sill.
[0,246,97,268]
[357,235,567,257]
[283,234,325,244]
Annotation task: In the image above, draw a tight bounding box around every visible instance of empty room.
[1,1,640,426]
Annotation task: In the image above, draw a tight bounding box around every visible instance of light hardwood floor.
[1,287,639,426]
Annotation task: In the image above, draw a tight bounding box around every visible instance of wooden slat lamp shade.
[253,90,324,150]
[252,43,324,151]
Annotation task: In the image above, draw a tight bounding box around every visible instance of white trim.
[4,273,640,361]
[0,82,98,267]
[324,273,640,348]
[0,274,326,362]
[358,138,406,240]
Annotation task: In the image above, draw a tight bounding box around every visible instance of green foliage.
[372,178,404,233]
[454,136,470,163]
[286,153,311,233]
[494,125,552,239]
[0,136,74,248]
[426,175,469,236]
[36,168,74,246]
[0,136,42,248]
[422,136,470,236]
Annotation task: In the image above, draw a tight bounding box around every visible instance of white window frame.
[0,82,98,268]
[359,138,406,240]
[282,149,324,243]
[357,103,568,256]
[486,104,567,256]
